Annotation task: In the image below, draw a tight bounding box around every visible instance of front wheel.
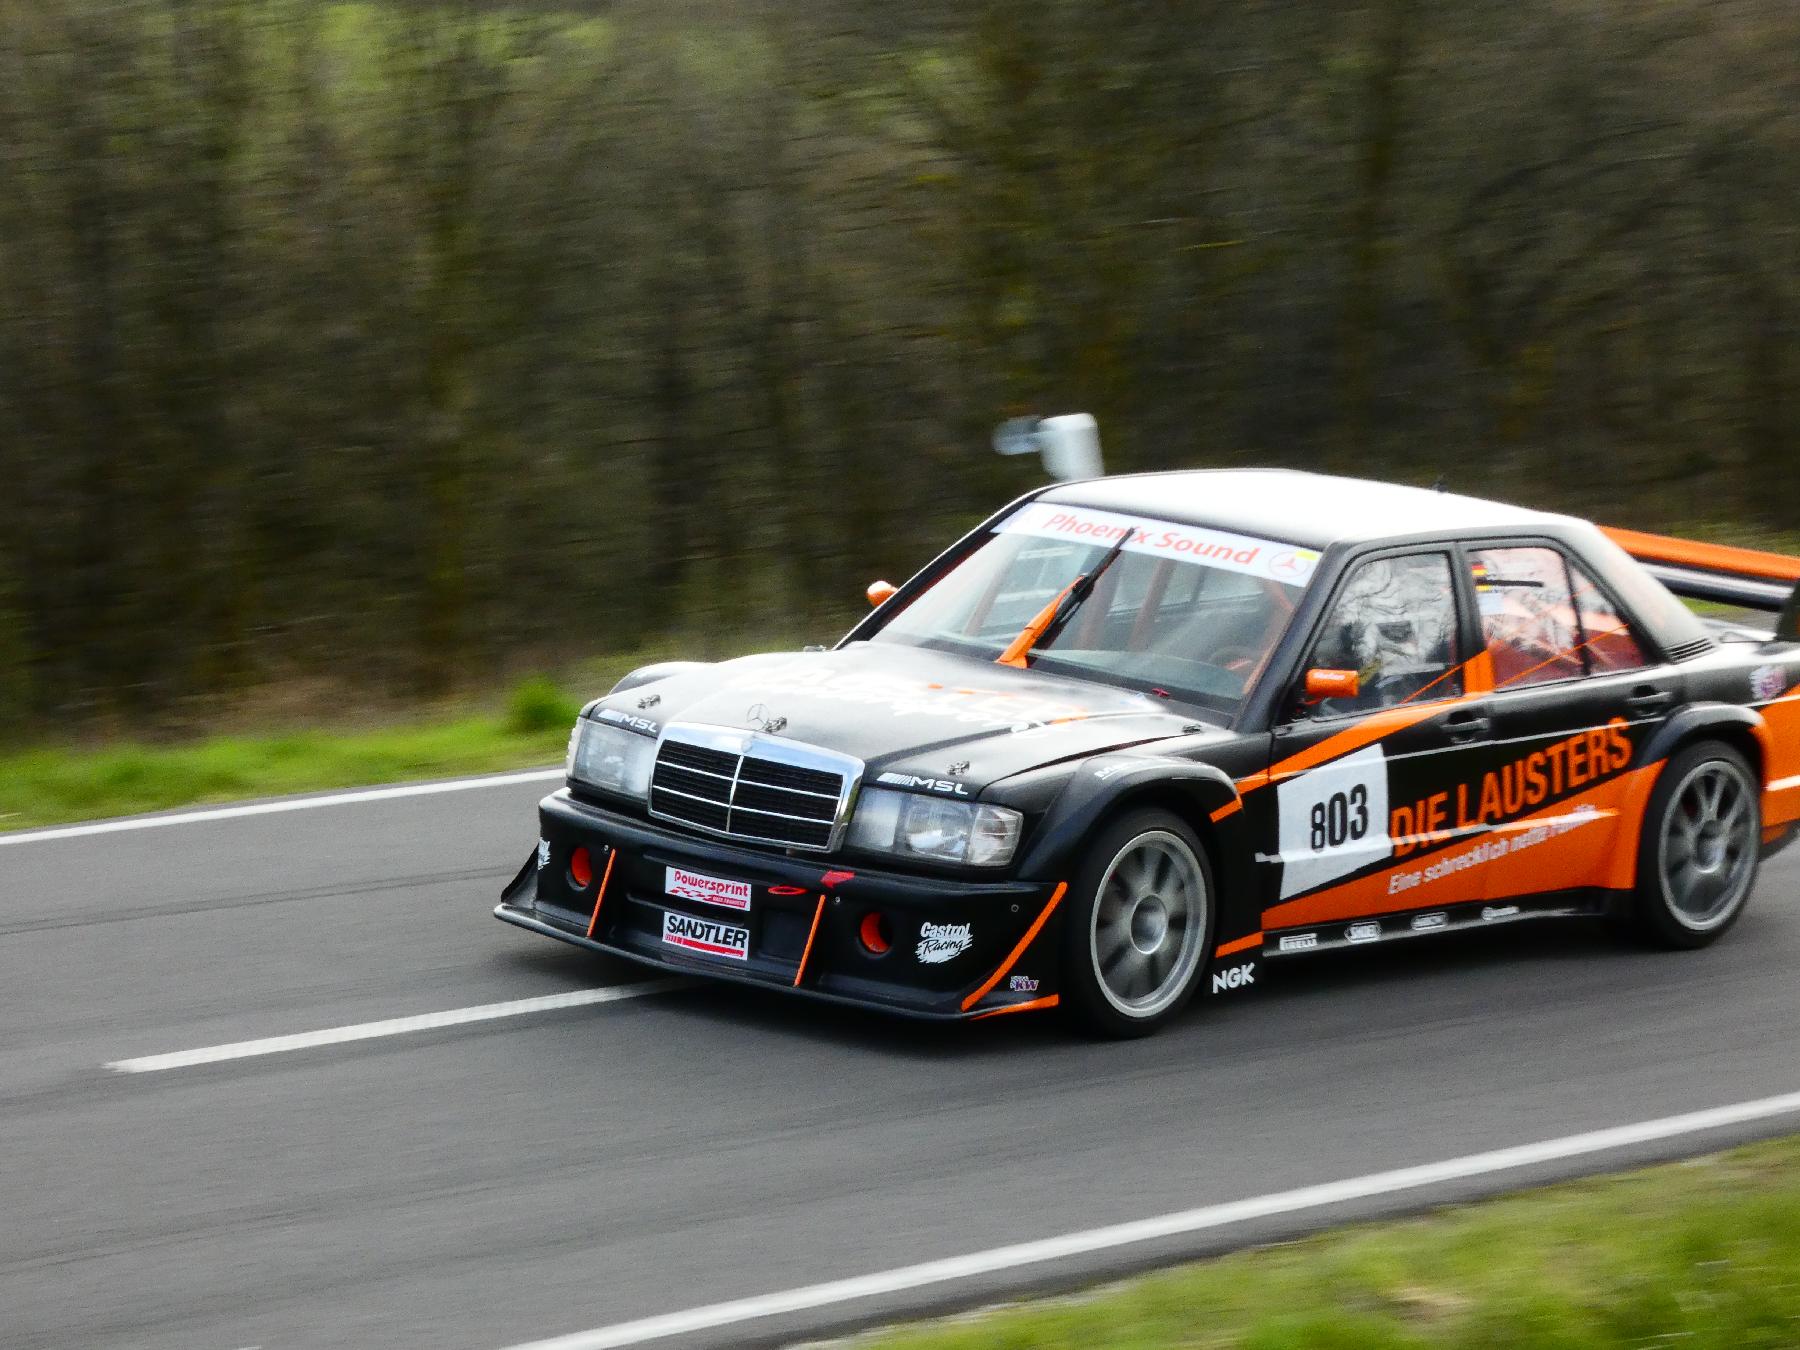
[1060,809,1215,1038]
[1622,741,1761,949]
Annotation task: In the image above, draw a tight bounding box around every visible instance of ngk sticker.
[665,866,753,911]
[661,911,750,960]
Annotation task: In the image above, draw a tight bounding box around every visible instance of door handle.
[1446,711,1491,742]
[1625,687,1673,714]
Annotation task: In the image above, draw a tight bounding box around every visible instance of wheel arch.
[1610,703,1770,894]
[1016,760,1259,950]
[1639,703,1769,787]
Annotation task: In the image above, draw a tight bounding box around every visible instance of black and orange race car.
[498,460,1800,1036]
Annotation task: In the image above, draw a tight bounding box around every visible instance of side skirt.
[1263,892,1608,958]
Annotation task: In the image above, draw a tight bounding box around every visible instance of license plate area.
[661,909,751,961]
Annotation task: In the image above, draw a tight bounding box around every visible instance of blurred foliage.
[504,673,578,735]
[0,0,1795,734]
[864,1134,1800,1350]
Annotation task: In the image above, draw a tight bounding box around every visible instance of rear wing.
[1602,526,1800,642]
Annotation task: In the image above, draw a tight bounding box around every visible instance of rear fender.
[1637,703,1771,784]
[1606,703,1773,894]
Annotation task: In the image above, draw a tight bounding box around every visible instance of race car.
[497,438,1800,1036]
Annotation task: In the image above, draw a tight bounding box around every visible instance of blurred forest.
[0,0,1795,732]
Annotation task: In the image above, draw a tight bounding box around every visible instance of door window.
[1469,547,1583,688]
[1471,546,1649,687]
[1570,564,1649,673]
[1301,553,1464,716]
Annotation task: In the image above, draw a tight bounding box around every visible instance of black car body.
[498,469,1800,1035]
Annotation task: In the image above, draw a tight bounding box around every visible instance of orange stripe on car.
[1237,699,1464,799]
[792,894,827,987]
[1209,798,1243,823]
[1214,931,1262,958]
[1601,526,1800,584]
[584,850,617,938]
[961,883,1067,1012]
[971,994,1061,1020]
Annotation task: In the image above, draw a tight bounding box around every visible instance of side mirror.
[866,580,898,608]
[993,412,1105,481]
[1304,668,1361,702]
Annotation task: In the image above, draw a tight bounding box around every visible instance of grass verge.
[0,677,580,832]
[856,1135,1800,1350]
[0,627,831,833]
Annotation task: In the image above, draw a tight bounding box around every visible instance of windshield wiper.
[996,528,1139,669]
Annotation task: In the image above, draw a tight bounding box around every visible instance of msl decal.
[877,772,972,797]
[596,708,659,736]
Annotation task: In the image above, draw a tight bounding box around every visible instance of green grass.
[0,680,580,832]
[857,1136,1800,1350]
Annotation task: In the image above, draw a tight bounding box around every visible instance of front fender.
[1022,763,1245,889]
[605,661,713,698]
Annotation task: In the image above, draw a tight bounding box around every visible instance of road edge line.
[0,768,564,849]
[497,1087,1800,1350]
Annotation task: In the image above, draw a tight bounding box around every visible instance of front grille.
[649,723,861,852]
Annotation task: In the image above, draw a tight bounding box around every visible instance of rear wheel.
[1623,741,1760,949]
[1061,808,1214,1038]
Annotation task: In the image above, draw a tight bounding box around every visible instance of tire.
[1622,740,1761,950]
[1060,808,1216,1038]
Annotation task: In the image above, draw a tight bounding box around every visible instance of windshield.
[871,501,1317,715]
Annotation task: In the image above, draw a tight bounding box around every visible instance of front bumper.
[494,789,1065,1020]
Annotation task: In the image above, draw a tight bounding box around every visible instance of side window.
[1570,563,1649,673]
[1300,553,1463,716]
[1470,546,1583,689]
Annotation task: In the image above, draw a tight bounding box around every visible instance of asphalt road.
[4,778,1800,1350]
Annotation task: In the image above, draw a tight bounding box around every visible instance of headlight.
[847,788,1023,867]
[566,718,656,800]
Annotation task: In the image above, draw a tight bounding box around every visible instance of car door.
[1460,541,1679,904]
[1256,548,1496,946]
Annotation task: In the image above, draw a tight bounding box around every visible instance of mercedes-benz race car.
[497,463,1800,1036]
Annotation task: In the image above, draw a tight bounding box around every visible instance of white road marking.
[0,768,564,849]
[498,1087,1800,1350]
[106,979,686,1074]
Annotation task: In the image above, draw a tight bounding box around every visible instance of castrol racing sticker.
[997,502,1318,585]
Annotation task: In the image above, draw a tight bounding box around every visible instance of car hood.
[596,643,1216,794]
